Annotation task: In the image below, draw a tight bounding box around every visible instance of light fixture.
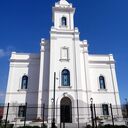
[90,98,93,104]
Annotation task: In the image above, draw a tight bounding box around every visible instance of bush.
[32,126,40,128]
[0,124,14,128]
[86,125,92,128]
[18,126,40,128]
[41,124,47,128]
[98,124,128,128]
[85,125,128,128]
[18,125,48,128]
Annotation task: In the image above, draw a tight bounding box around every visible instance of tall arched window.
[21,75,28,89]
[61,17,67,26]
[99,76,106,89]
[62,69,70,86]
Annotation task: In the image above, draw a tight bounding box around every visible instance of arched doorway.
[60,97,72,123]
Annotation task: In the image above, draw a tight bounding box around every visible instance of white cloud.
[0,46,15,58]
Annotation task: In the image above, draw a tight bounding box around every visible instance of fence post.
[63,106,65,128]
[90,103,94,128]
[94,104,97,128]
[77,99,80,128]
[51,72,56,128]
[110,104,114,126]
[60,122,61,128]
[60,110,61,128]
[126,104,128,118]
[24,102,27,127]
[5,103,9,128]
[42,104,45,127]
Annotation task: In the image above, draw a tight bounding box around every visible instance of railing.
[0,103,128,128]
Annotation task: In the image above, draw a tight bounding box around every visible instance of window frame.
[102,104,109,116]
[60,47,69,61]
[61,16,67,27]
[99,75,106,90]
[18,106,26,117]
[61,69,70,87]
[21,75,28,90]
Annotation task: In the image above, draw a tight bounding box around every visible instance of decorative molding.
[58,86,72,89]
[59,59,70,62]
[50,36,57,40]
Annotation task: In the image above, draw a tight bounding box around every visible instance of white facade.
[4,0,122,126]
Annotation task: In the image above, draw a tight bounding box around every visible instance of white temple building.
[4,0,122,127]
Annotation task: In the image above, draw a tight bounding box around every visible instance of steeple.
[52,0,75,30]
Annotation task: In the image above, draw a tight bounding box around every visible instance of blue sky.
[0,0,128,104]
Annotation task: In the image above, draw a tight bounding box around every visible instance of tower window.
[61,69,70,86]
[102,104,109,115]
[21,75,28,89]
[61,17,67,26]
[99,76,106,89]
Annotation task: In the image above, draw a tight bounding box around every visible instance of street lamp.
[90,98,93,104]
[90,98,94,128]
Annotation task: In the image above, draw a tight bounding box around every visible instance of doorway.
[60,97,72,123]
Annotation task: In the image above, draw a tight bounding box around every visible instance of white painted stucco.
[4,0,122,126]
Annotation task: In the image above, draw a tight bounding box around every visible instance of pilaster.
[37,38,46,118]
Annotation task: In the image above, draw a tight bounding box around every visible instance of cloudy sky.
[0,0,128,104]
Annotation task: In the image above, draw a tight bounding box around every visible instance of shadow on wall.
[25,54,40,121]
[25,42,50,121]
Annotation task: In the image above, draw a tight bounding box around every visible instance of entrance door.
[60,97,72,123]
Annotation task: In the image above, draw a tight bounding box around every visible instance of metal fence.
[0,103,128,128]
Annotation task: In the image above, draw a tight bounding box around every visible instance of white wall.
[4,52,40,121]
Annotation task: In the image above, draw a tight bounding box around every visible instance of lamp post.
[51,98,55,128]
[51,72,56,128]
[90,98,94,128]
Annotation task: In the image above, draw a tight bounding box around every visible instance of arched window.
[61,17,67,26]
[99,76,106,89]
[21,75,28,89]
[62,69,70,86]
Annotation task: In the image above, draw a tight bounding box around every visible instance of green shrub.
[18,126,32,128]
[86,125,92,128]
[0,124,14,128]
[18,126,40,128]
[18,125,48,128]
[32,126,40,128]
[41,124,47,128]
[85,125,128,128]
[98,125,128,128]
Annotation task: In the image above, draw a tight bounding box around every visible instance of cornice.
[53,7,75,13]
